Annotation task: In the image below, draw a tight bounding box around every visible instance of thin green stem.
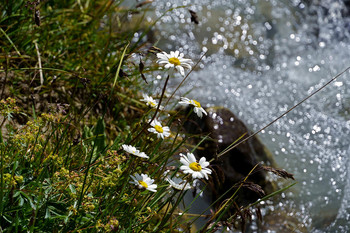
[199,163,261,232]
[0,27,21,56]
[111,43,129,94]
[128,74,170,145]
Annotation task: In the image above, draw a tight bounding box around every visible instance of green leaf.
[69,184,76,194]
[45,208,51,219]
[18,196,24,206]
[19,191,36,210]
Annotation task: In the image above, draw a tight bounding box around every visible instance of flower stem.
[128,74,170,145]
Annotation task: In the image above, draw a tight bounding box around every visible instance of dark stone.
[182,106,276,206]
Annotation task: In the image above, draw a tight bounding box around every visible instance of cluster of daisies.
[125,50,212,193]
[126,149,212,193]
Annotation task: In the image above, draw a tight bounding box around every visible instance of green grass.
[0,1,295,232]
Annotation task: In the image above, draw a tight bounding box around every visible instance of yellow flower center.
[189,162,202,171]
[149,101,156,107]
[192,99,201,107]
[154,125,163,133]
[139,180,148,188]
[168,57,181,66]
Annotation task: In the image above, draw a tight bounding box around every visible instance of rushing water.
[139,0,350,232]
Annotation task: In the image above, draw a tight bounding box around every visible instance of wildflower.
[166,176,191,191]
[140,94,164,110]
[180,152,211,180]
[156,50,193,76]
[179,97,207,118]
[147,119,170,139]
[122,144,149,159]
[130,173,157,192]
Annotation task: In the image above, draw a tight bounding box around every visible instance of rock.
[182,106,276,206]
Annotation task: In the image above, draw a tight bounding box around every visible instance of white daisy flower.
[122,144,149,159]
[179,97,207,118]
[147,119,170,139]
[140,94,164,110]
[156,51,194,76]
[130,173,157,192]
[180,152,211,180]
[166,176,191,191]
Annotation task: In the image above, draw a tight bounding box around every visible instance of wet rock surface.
[182,106,276,205]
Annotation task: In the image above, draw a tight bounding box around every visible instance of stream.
[138,0,350,232]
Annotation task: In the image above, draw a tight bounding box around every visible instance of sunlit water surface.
[136,0,350,232]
